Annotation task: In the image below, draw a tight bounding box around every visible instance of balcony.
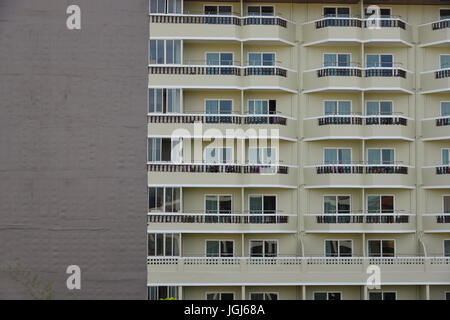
[147,256,450,285]
[149,65,297,92]
[304,212,416,233]
[302,16,412,47]
[147,212,297,233]
[303,114,414,141]
[147,113,296,139]
[422,117,450,141]
[303,65,413,94]
[149,13,296,45]
[421,69,450,94]
[422,166,450,188]
[304,163,415,188]
[419,19,450,47]
[147,163,298,188]
[422,214,450,233]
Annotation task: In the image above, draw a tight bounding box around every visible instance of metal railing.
[436,117,450,127]
[432,19,450,30]
[316,114,408,126]
[314,163,410,175]
[147,163,290,174]
[147,113,290,125]
[308,212,411,224]
[147,212,293,224]
[436,165,450,175]
[436,68,450,79]
[313,15,406,30]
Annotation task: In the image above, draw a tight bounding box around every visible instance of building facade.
[147,0,450,300]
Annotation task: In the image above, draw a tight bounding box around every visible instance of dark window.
[440,9,450,20]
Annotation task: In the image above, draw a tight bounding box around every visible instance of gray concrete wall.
[0,0,148,299]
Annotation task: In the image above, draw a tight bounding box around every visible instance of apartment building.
[147,0,450,300]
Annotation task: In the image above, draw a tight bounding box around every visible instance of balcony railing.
[307,212,412,224]
[317,65,362,77]
[149,64,289,77]
[432,19,450,30]
[312,16,407,30]
[149,13,289,28]
[147,256,450,266]
[316,114,408,126]
[147,212,294,224]
[436,116,450,127]
[313,163,410,175]
[147,113,290,125]
[364,66,407,78]
[436,68,450,79]
[147,163,290,174]
[436,165,450,175]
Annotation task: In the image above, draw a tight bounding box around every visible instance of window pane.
[381,196,394,213]
[261,6,274,16]
[206,293,219,300]
[204,6,217,15]
[444,240,450,257]
[249,53,261,66]
[148,234,156,256]
[328,292,341,300]
[206,241,219,257]
[441,102,450,117]
[221,293,234,300]
[148,89,155,113]
[444,196,450,214]
[324,101,337,115]
[206,195,218,214]
[157,40,164,64]
[220,100,232,114]
[263,196,276,213]
[380,55,393,67]
[340,240,352,257]
[172,234,179,256]
[158,286,168,299]
[338,196,351,213]
[149,40,157,64]
[443,149,449,165]
[248,148,260,164]
[325,240,339,257]
[166,40,174,64]
[220,53,233,65]
[366,102,379,115]
[323,8,336,17]
[368,240,381,257]
[324,54,336,67]
[156,234,164,256]
[205,148,218,163]
[250,241,263,257]
[338,54,350,67]
[219,195,232,214]
[250,293,264,300]
[155,89,163,113]
[249,196,262,213]
[324,149,337,164]
[367,149,380,164]
[441,9,450,20]
[148,286,158,300]
[441,55,450,69]
[149,187,156,211]
[337,8,350,17]
[165,234,173,256]
[266,293,278,300]
[262,53,275,66]
[338,149,351,164]
[314,292,327,300]
[324,196,337,214]
[206,100,219,114]
[338,101,351,115]
[369,292,382,300]
[248,6,260,16]
[383,292,396,300]
[174,40,181,64]
[221,241,234,257]
[264,241,277,257]
[206,53,219,65]
[382,240,395,257]
[367,196,380,213]
[219,6,232,15]
[366,54,379,67]
[382,149,394,164]
[165,187,173,212]
[380,101,392,115]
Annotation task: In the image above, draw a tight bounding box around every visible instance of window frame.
[204,194,233,214]
[205,239,235,258]
[313,291,343,300]
[324,239,353,257]
[246,5,275,17]
[366,148,395,165]
[247,147,278,164]
[368,291,397,300]
[440,8,450,20]
[322,7,351,17]
[364,7,392,19]
[444,239,450,257]
[365,100,394,115]
[367,239,396,257]
[204,147,234,164]
[365,53,394,68]
[366,194,395,214]
[323,194,352,214]
[323,100,352,115]
[249,292,279,300]
[205,52,234,66]
[148,187,182,213]
[249,239,279,257]
[149,39,182,65]
[204,99,234,114]
[442,148,450,165]
[148,286,179,300]
[443,195,450,214]
[248,194,278,214]
[441,101,450,117]
[205,292,235,300]
[148,88,183,114]
[322,53,352,67]
[440,54,450,69]
[203,5,233,16]
[247,52,276,67]
[147,233,181,257]
[323,147,352,165]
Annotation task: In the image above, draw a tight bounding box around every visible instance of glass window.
[324,196,350,214]
[368,240,395,257]
[441,102,450,117]
[367,195,394,213]
[324,148,351,164]
[314,292,341,300]
[205,195,232,214]
[323,7,349,17]
[250,293,278,300]
[148,187,164,212]
[149,89,181,113]
[149,40,180,64]
[148,233,179,256]
[250,240,277,257]
[248,53,275,66]
[207,293,234,300]
[443,149,449,165]
[444,196,450,214]
[324,54,350,67]
[366,101,392,115]
[325,101,351,115]
[204,6,232,15]
[445,240,450,257]
[206,240,234,257]
[369,292,396,300]
[440,55,450,69]
[365,8,391,18]
[148,286,178,300]
[248,6,274,16]
[249,196,276,214]
[367,148,394,164]
[325,240,352,257]
[205,100,232,114]
[248,148,277,164]
[150,0,181,14]
[366,54,393,68]
[248,100,269,114]
[206,53,233,66]
[441,9,450,20]
[205,148,232,164]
